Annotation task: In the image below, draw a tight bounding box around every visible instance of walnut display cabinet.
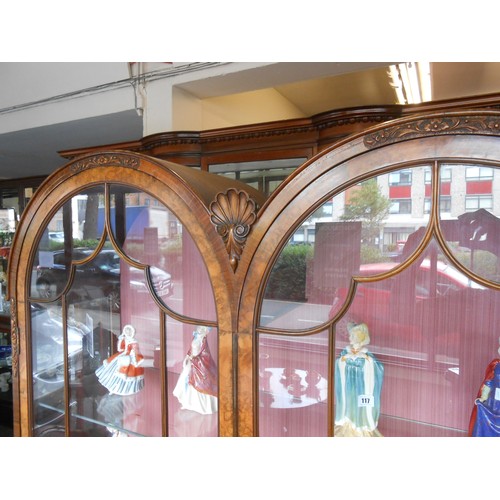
[9,110,500,437]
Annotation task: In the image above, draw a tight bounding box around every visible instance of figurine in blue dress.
[335,322,384,437]
[469,338,500,437]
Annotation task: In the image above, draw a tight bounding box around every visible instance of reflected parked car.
[48,232,65,243]
[333,258,487,353]
[35,248,173,308]
[358,259,485,297]
[129,266,174,299]
[36,248,120,304]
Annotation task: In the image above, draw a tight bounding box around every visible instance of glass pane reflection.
[440,163,500,284]
[59,246,163,436]
[110,185,216,322]
[258,331,329,437]
[440,164,500,283]
[30,188,105,300]
[28,181,219,436]
[261,169,430,330]
[31,301,67,436]
[337,243,499,436]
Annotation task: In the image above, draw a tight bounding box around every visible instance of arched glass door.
[252,115,500,437]
[28,183,218,437]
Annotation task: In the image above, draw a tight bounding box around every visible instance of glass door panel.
[257,163,500,436]
[439,163,500,284]
[31,300,66,436]
[258,331,329,436]
[166,318,218,437]
[65,245,162,437]
[336,238,500,436]
[209,158,306,197]
[261,169,430,331]
[30,187,105,300]
[28,183,219,436]
[110,185,216,322]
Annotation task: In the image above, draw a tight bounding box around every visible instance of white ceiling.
[2,62,500,180]
[0,110,143,180]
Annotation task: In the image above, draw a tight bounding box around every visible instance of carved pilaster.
[10,297,18,378]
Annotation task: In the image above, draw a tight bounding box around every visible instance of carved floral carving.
[364,115,500,148]
[70,153,140,173]
[210,189,257,272]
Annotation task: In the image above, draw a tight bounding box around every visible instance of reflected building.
[292,164,499,256]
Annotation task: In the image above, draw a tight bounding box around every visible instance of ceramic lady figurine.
[469,337,500,437]
[173,326,218,414]
[95,324,145,396]
[334,322,384,437]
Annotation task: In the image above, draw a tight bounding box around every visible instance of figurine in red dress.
[173,326,218,414]
[96,324,145,396]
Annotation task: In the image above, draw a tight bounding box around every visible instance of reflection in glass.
[440,163,500,283]
[0,188,20,216]
[261,168,430,330]
[209,158,306,197]
[338,241,500,436]
[62,250,164,436]
[258,331,329,436]
[28,183,218,436]
[31,301,69,436]
[30,188,105,300]
[110,185,216,322]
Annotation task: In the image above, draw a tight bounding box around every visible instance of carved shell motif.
[210,189,257,272]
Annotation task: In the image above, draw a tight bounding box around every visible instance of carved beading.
[209,189,257,272]
[364,115,500,148]
[10,297,18,378]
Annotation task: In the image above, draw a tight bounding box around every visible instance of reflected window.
[424,166,452,184]
[466,166,494,180]
[440,196,451,213]
[389,169,412,186]
[465,194,493,212]
[424,198,431,214]
[209,158,306,196]
[425,196,451,214]
[441,167,452,182]
[389,198,412,214]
